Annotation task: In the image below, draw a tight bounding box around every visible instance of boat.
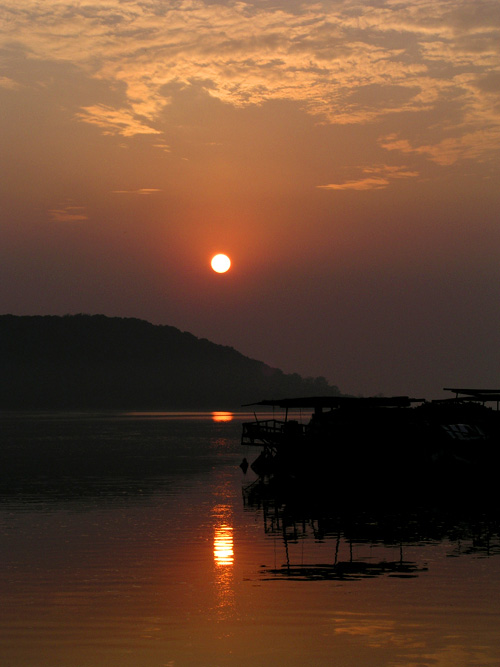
[241,388,500,488]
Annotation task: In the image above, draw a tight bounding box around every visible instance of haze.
[1,0,499,398]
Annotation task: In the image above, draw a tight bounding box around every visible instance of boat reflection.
[243,477,500,582]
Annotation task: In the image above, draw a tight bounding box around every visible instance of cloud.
[153,142,170,153]
[0,75,21,89]
[318,164,419,191]
[75,105,160,137]
[380,128,500,165]
[48,203,88,222]
[2,0,500,162]
[111,188,162,195]
[318,177,390,191]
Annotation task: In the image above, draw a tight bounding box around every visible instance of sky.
[1,0,500,399]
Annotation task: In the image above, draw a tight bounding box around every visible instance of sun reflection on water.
[214,524,234,566]
[212,503,235,619]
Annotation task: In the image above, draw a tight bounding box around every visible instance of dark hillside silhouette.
[0,315,341,409]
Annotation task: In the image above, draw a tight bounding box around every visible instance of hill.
[0,314,341,409]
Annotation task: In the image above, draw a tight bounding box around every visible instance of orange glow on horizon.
[212,411,233,423]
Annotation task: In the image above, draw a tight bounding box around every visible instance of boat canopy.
[245,390,500,411]
[443,388,500,406]
[244,396,423,410]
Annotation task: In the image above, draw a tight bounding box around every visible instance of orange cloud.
[111,189,163,195]
[76,105,160,137]
[318,165,419,191]
[0,75,20,89]
[48,203,88,222]
[380,129,500,165]
[318,177,390,191]
[2,0,500,164]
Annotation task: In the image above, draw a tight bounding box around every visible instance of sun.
[211,254,231,273]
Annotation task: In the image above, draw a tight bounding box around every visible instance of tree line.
[0,314,341,409]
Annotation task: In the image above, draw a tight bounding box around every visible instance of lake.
[1,412,499,666]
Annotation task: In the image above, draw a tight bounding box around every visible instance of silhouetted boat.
[241,388,500,488]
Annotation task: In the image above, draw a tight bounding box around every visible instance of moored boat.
[241,388,500,486]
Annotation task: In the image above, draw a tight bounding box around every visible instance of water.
[1,412,499,666]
